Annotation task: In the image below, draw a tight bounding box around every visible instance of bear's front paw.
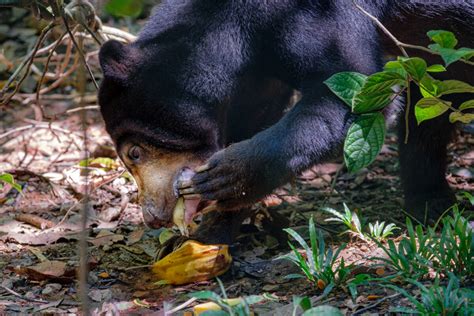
[178,140,287,211]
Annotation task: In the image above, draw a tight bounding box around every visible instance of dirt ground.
[0,100,473,314]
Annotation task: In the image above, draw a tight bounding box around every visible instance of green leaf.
[383,60,407,77]
[437,80,474,96]
[460,100,474,111]
[302,306,344,316]
[293,296,312,313]
[414,98,451,125]
[0,173,22,192]
[426,64,446,73]
[360,71,406,93]
[105,0,143,18]
[158,228,175,244]
[189,291,222,301]
[459,47,474,61]
[429,45,474,66]
[344,113,386,172]
[324,72,367,107]
[400,57,427,81]
[352,89,393,113]
[419,75,440,98]
[449,112,474,124]
[427,30,458,49]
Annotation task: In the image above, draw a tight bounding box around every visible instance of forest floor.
[0,100,473,314]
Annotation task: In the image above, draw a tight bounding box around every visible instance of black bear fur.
[99,0,474,233]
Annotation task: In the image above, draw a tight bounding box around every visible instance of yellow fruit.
[173,197,189,236]
[193,298,243,316]
[152,240,232,285]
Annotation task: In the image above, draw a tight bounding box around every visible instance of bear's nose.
[141,198,172,228]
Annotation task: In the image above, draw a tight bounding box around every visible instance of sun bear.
[98,0,473,243]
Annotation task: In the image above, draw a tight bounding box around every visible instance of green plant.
[386,274,474,315]
[325,29,474,172]
[368,221,399,242]
[292,296,343,316]
[189,278,273,316]
[323,204,365,240]
[281,217,351,295]
[374,218,434,279]
[431,209,474,278]
[323,204,399,242]
[0,173,22,193]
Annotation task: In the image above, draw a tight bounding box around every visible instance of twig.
[352,0,474,66]
[37,55,80,95]
[53,199,84,228]
[165,297,198,316]
[0,21,55,105]
[123,264,153,271]
[66,105,99,113]
[15,213,55,230]
[352,0,408,57]
[0,284,49,304]
[60,13,99,90]
[351,293,401,315]
[101,25,137,42]
[35,30,69,121]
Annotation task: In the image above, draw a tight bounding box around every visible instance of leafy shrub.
[281,217,351,294]
[387,274,474,315]
[0,173,22,193]
[325,30,474,172]
[323,204,399,242]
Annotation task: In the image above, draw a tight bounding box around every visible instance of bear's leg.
[398,99,456,223]
[193,209,254,244]
[190,76,294,244]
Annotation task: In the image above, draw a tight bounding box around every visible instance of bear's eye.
[128,145,143,162]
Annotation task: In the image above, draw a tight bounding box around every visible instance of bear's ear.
[99,40,137,83]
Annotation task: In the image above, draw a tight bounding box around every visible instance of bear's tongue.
[175,167,214,225]
[183,199,214,224]
[184,198,200,224]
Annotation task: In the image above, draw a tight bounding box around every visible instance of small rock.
[41,283,62,295]
[89,289,112,302]
[1,279,13,289]
[99,206,122,222]
[262,284,279,292]
[88,271,99,284]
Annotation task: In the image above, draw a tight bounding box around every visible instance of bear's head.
[98,40,220,228]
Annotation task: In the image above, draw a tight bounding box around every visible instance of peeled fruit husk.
[152,240,232,285]
[173,197,188,236]
[193,298,247,316]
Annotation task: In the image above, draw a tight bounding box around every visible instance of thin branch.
[352,0,474,66]
[35,30,69,120]
[60,13,99,90]
[101,25,137,42]
[402,42,474,66]
[352,0,408,57]
[0,21,55,105]
[352,293,402,315]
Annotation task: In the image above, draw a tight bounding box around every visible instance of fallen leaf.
[89,230,124,247]
[18,260,67,281]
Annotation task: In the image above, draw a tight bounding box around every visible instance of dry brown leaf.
[88,230,124,247]
[18,260,67,281]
